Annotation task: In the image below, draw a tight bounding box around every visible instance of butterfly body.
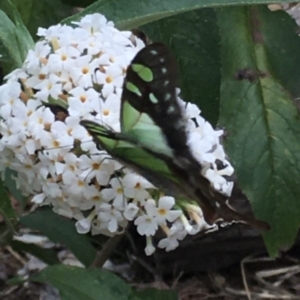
[81,42,270,231]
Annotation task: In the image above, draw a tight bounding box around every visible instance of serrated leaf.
[31,265,131,300]
[64,0,296,30]
[217,6,300,255]
[20,209,97,267]
[142,8,220,125]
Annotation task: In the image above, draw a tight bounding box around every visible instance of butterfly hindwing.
[79,120,184,196]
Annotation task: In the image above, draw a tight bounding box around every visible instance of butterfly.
[80,42,270,231]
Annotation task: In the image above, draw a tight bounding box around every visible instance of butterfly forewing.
[122,101,173,157]
[122,43,189,156]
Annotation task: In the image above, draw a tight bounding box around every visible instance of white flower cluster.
[0,14,234,255]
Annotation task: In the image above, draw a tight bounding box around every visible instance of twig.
[0,286,19,299]
[5,246,27,265]
[274,268,300,287]
[89,233,125,268]
[256,265,300,278]
[240,255,252,300]
[225,287,299,299]
[171,271,184,289]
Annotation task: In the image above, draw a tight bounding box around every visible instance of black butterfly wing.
[121,42,189,155]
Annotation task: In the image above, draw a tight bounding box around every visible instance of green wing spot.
[149,93,159,104]
[126,82,142,96]
[131,64,153,82]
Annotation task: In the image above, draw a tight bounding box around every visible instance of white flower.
[221,181,234,196]
[155,196,182,224]
[79,154,115,185]
[184,102,201,120]
[68,87,100,118]
[98,203,124,233]
[158,221,187,251]
[42,181,62,199]
[24,41,51,74]
[134,199,158,236]
[12,99,41,123]
[47,46,81,73]
[0,82,22,119]
[37,23,62,40]
[32,193,46,204]
[145,236,156,256]
[62,172,90,197]
[76,218,92,234]
[180,214,194,233]
[70,55,95,88]
[40,124,73,159]
[62,153,80,175]
[123,203,139,221]
[34,73,62,101]
[54,201,84,220]
[94,64,124,98]
[204,168,228,192]
[76,211,96,234]
[27,106,55,139]
[95,93,121,130]
[91,219,114,237]
[0,119,25,150]
[122,173,154,203]
[73,13,113,33]
[142,196,182,226]
[101,177,126,209]
[134,212,158,236]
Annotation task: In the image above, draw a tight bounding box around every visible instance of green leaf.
[11,0,73,39]
[31,265,131,300]
[260,8,300,97]
[0,8,23,67]
[217,6,300,255]
[64,0,296,30]
[0,180,17,222]
[11,240,60,265]
[4,169,26,207]
[20,209,97,267]
[0,0,34,65]
[142,8,221,125]
[45,96,69,110]
[0,0,35,69]
[5,0,34,56]
[0,40,11,61]
[60,0,96,7]
[130,288,178,300]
